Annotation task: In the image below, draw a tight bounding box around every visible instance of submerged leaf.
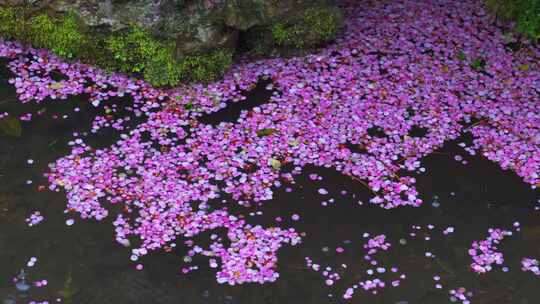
[289,139,299,147]
[58,272,79,303]
[268,158,281,170]
[518,64,529,71]
[49,82,64,89]
[0,116,22,137]
[256,128,278,137]
[470,58,486,70]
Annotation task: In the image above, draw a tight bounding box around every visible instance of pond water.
[0,61,539,304]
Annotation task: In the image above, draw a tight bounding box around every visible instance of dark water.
[0,64,539,304]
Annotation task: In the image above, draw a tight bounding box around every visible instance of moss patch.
[0,6,234,87]
[105,25,160,74]
[486,0,540,42]
[180,49,233,83]
[0,6,29,42]
[29,12,86,59]
[0,7,88,59]
[0,2,345,86]
[271,6,343,49]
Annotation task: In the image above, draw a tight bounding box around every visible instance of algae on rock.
[272,6,344,49]
[0,0,344,86]
[486,0,540,42]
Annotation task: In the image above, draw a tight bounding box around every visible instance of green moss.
[303,7,343,43]
[271,23,297,48]
[183,102,194,110]
[179,49,233,82]
[0,6,30,42]
[109,26,233,87]
[122,30,232,86]
[486,0,540,42]
[79,32,116,71]
[515,0,540,41]
[0,6,234,86]
[1,7,88,59]
[470,57,486,70]
[256,128,278,137]
[142,46,181,87]
[105,25,160,74]
[29,12,86,59]
[110,27,233,86]
[271,6,343,49]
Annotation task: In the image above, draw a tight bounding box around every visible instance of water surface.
[0,63,539,304]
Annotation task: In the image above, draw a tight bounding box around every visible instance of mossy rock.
[0,5,234,87]
[0,6,29,41]
[239,3,344,58]
[271,5,344,49]
[105,26,234,86]
[0,1,345,86]
[29,12,86,59]
[486,0,540,42]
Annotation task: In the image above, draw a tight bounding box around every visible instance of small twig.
[377,160,400,179]
[466,119,487,129]
[350,175,377,195]
[48,138,59,147]
[431,151,450,155]
[434,258,456,277]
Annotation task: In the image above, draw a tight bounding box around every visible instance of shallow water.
[0,62,539,304]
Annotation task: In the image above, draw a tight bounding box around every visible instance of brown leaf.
[0,116,22,138]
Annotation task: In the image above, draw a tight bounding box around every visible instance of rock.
[173,23,238,57]
[3,0,341,54]
[0,0,343,85]
[2,0,233,58]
